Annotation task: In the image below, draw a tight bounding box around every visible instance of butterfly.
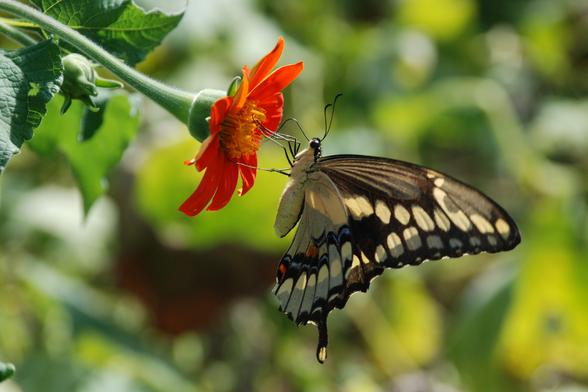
[272,133,521,364]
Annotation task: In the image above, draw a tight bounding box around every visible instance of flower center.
[219,101,266,160]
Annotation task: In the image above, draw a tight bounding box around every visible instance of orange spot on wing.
[278,262,287,281]
[306,245,319,258]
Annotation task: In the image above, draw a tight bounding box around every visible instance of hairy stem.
[0,0,195,123]
[0,19,37,46]
[0,16,38,29]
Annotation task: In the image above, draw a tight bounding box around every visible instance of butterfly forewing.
[318,156,520,269]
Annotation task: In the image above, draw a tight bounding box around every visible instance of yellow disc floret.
[219,101,266,160]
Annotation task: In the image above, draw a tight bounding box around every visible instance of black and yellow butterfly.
[272,135,521,363]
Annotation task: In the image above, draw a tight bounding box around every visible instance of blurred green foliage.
[135,140,288,252]
[29,95,140,214]
[2,0,588,390]
[0,361,15,382]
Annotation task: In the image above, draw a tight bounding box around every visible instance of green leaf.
[30,94,140,213]
[80,92,111,142]
[31,0,183,65]
[0,362,15,382]
[0,40,62,172]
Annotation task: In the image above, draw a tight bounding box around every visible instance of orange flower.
[179,37,303,216]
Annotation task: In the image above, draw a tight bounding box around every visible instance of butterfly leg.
[316,317,328,364]
[283,145,293,167]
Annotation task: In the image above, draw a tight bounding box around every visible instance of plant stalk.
[0,18,37,46]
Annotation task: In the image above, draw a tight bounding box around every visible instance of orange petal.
[256,91,284,110]
[249,37,284,89]
[257,92,284,132]
[194,135,219,171]
[179,150,225,216]
[209,96,233,134]
[207,160,239,211]
[232,66,250,111]
[249,61,304,101]
[239,153,257,196]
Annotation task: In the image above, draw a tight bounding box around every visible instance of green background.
[2,0,588,390]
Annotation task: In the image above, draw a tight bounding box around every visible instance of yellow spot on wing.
[329,245,342,278]
[341,242,353,262]
[375,245,387,263]
[356,196,374,217]
[403,227,422,250]
[412,206,435,231]
[276,278,293,306]
[470,214,495,234]
[433,188,471,232]
[300,274,316,316]
[345,196,374,220]
[386,232,404,257]
[375,200,391,224]
[286,273,308,317]
[434,208,451,232]
[317,265,329,283]
[394,204,411,225]
[345,198,362,219]
[495,218,511,238]
[315,265,329,301]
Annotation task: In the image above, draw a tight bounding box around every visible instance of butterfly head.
[292,137,322,167]
[309,138,322,160]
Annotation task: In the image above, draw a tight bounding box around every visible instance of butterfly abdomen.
[274,146,318,237]
[274,178,306,237]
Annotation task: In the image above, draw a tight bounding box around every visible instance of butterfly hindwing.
[274,171,355,326]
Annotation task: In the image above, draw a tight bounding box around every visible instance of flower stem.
[0,0,195,124]
[0,19,37,46]
[0,16,38,29]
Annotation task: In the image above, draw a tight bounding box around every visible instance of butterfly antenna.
[323,103,332,140]
[275,119,301,140]
[321,93,343,141]
[281,117,310,142]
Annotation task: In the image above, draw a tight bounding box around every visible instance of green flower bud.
[60,53,123,114]
[226,76,241,97]
[187,88,226,141]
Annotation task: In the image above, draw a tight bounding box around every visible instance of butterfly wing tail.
[316,317,328,364]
